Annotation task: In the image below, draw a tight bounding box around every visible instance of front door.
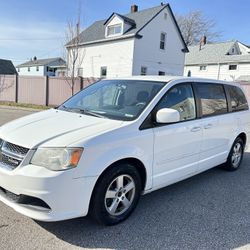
[152,83,202,189]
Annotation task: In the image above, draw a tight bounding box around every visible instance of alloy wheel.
[104,174,136,216]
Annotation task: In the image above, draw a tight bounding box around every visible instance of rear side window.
[196,83,227,116]
[227,85,249,111]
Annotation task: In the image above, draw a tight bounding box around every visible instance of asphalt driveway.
[1,107,250,250]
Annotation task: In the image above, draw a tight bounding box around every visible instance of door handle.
[204,124,213,129]
[191,127,201,132]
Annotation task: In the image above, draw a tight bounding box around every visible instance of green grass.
[0,101,54,110]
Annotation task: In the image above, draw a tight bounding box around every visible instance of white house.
[184,40,250,81]
[16,57,66,76]
[66,4,188,78]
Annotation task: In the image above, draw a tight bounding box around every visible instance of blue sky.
[1,0,250,65]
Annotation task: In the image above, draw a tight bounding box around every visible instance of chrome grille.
[0,139,29,170]
[4,141,29,156]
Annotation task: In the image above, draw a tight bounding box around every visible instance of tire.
[223,137,244,171]
[90,163,142,225]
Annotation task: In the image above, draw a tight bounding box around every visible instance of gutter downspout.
[217,63,221,80]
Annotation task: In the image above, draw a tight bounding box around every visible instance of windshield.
[58,80,165,121]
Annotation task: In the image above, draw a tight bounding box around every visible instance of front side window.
[59,80,165,121]
[157,84,196,121]
[160,33,166,50]
[107,24,122,36]
[227,85,248,111]
[196,83,227,116]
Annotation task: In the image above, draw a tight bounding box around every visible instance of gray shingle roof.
[66,4,188,52]
[16,57,65,68]
[185,41,250,65]
[104,13,136,26]
[0,59,17,75]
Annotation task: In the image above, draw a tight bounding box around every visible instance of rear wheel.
[224,137,244,171]
[90,163,142,225]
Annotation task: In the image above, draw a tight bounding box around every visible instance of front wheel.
[224,137,244,171]
[90,163,142,225]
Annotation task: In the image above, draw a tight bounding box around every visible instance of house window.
[100,66,107,77]
[158,71,165,75]
[164,13,168,20]
[229,65,237,70]
[160,33,166,50]
[199,65,207,71]
[140,66,147,75]
[28,67,30,72]
[17,68,20,72]
[78,68,83,77]
[107,24,122,36]
[232,48,235,53]
[36,66,39,71]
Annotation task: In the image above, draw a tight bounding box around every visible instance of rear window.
[227,85,249,111]
[196,83,227,116]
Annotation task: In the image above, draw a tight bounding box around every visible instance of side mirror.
[156,108,180,124]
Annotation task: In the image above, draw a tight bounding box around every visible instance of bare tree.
[176,11,221,46]
[0,75,14,97]
[65,3,85,96]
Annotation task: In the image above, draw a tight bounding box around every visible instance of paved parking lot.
[1,106,250,250]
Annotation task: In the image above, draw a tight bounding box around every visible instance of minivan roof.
[106,75,239,86]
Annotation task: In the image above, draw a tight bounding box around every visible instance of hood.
[0,109,124,148]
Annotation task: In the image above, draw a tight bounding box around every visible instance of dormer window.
[107,24,122,36]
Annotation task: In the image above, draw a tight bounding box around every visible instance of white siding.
[132,8,185,76]
[76,38,135,78]
[184,63,250,81]
[17,66,45,76]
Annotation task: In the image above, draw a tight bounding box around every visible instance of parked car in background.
[0,76,249,225]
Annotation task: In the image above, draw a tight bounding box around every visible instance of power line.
[0,37,65,41]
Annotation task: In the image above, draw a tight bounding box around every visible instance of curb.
[0,105,46,112]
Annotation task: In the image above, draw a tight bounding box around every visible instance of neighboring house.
[16,57,66,76]
[0,59,17,75]
[184,40,250,81]
[66,4,188,78]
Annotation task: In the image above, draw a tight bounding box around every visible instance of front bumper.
[0,164,98,221]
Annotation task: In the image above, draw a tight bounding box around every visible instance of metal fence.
[0,75,98,106]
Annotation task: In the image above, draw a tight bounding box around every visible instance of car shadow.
[37,153,250,249]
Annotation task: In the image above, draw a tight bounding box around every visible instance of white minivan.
[0,76,250,225]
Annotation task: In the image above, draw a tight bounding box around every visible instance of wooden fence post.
[15,74,18,103]
[80,77,84,90]
[45,76,49,106]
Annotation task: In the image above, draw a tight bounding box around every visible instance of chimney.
[131,5,138,13]
[199,35,207,50]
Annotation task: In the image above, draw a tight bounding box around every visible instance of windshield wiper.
[60,106,108,119]
[74,108,108,119]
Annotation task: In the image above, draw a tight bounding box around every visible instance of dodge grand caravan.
[0,76,250,225]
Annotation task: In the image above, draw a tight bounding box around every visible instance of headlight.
[30,148,83,171]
